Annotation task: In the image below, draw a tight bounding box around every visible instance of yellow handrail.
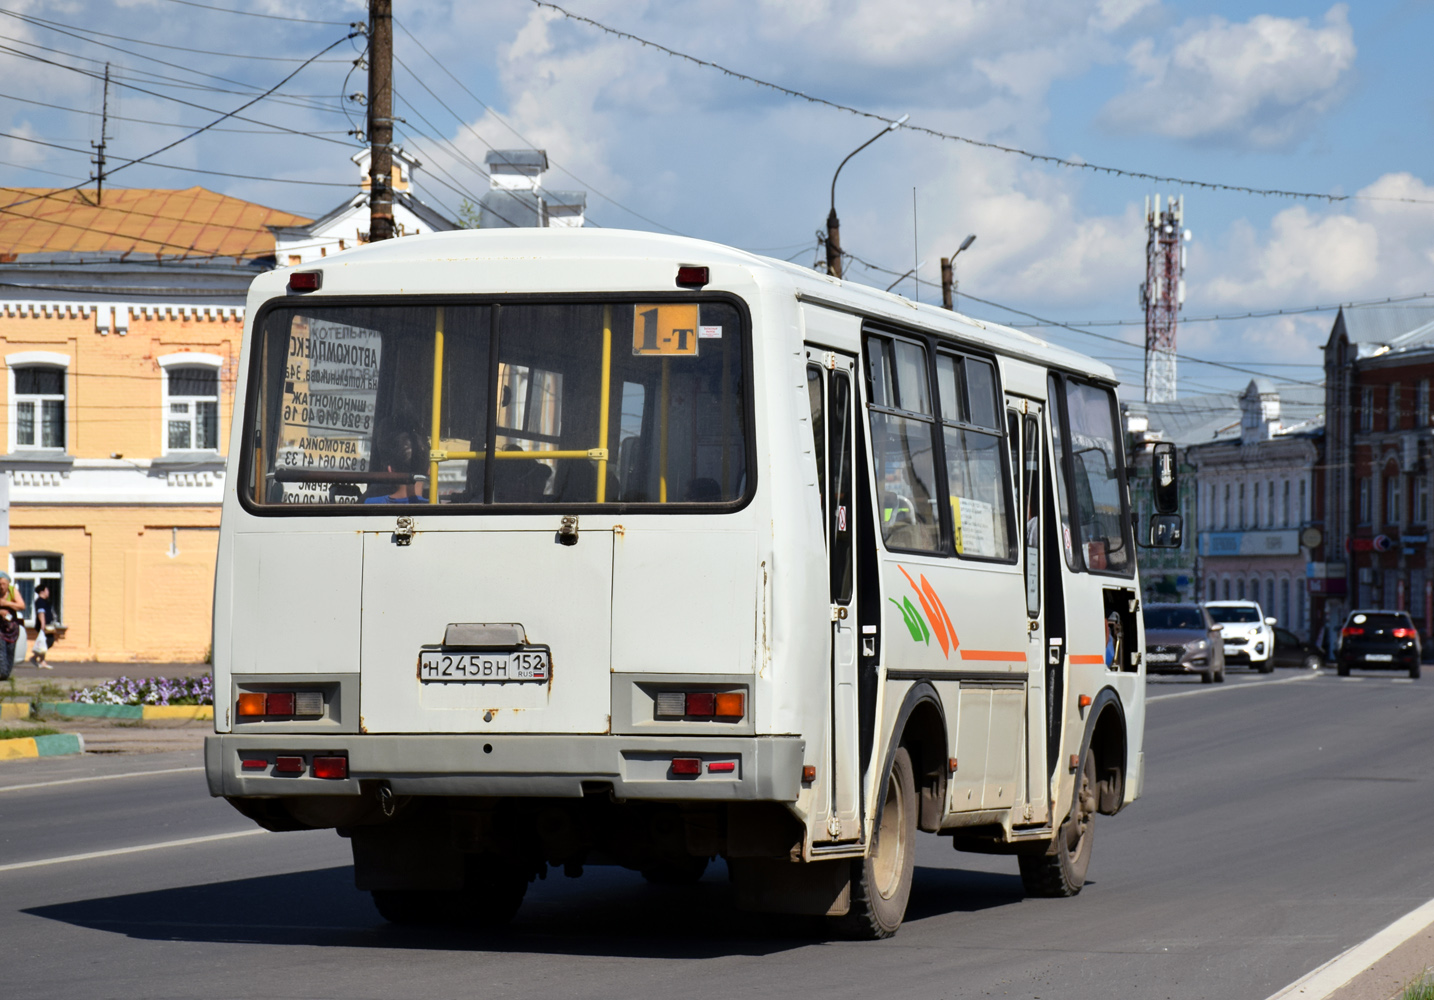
[659,357,670,502]
[428,306,445,505]
[596,305,612,502]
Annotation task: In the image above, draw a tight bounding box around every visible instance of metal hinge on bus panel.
[831,605,848,622]
[824,351,837,370]
[394,515,415,546]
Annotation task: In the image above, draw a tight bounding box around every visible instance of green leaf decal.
[904,596,931,644]
[889,597,924,642]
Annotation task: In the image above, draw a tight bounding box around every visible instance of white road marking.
[1148,672,1318,703]
[1265,896,1434,999]
[0,765,203,793]
[0,829,265,873]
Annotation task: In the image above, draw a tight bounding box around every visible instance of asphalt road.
[1,669,1431,1000]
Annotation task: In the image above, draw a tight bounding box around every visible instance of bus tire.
[1019,749,1096,898]
[835,746,916,939]
[641,856,709,884]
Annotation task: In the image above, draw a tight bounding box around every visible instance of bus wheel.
[641,856,710,884]
[835,747,916,939]
[1019,749,1096,898]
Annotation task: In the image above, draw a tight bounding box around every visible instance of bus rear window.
[244,300,749,508]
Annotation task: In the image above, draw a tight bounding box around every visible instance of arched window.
[7,352,69,451]
[159,354,223,453]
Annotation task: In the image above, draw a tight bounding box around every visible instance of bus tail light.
[655,690,745,720]
[237,692,267,716]
[241,757,267,771]
[671,758,701,776]
[685,692,716,716]
[714,692,744,718]
[266,692,296,716]
[707,760,736,774]
[313,756,348,779]
[274,756,304,774]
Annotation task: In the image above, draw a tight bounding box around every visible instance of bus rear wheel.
[1019,749,1096,898]
[834,746,916,939]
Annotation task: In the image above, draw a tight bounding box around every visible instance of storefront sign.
[1198,529,1301,557]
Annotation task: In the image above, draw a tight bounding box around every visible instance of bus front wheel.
[1019,749,1096,898]
[835,747,916,939]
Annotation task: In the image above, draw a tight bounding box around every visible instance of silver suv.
[1205,601,1276,673]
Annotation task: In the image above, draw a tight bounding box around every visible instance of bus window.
[1048,374,1078,570]
[936,353,1015,562]
[866,335,940,552]
[807,364,827,532]
[1052,377,1132,575]
[245,300,749,508]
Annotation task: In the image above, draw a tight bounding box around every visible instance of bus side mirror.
[1148,513,1182,548]
[1152,441,1178,514]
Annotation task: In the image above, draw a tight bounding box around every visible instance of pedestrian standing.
[0,572,25,681]
[31,582,55,669]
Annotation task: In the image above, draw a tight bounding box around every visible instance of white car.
[1204,601,1277,673]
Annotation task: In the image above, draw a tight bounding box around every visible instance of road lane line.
[0,829,265,873]
[0,765,203,793]
[1148,672,1319,703]
[1266,896,1434,999]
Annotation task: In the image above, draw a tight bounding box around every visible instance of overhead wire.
[528,0,1434,208]
[0,91,353,136]
[153,0,352,26]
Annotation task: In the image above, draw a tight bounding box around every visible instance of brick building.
[1323,305,1434,645]
[0,185,309,661]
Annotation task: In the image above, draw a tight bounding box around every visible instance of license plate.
[1365,653,1393,662]
[1145,653,1177,663]
[419,649,550,682]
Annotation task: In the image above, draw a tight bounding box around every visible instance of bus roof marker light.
[675,265,708,287]
[288,270,322,292]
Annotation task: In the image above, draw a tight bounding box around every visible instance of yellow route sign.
[632,304,699,356]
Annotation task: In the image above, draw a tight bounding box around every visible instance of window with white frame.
[1299,478,1307,523]
[10,553,61,628]
[1223,483,1231,528]
[1419,379,1430,427]
[1267,480,1275,527]
[164,364,220,452]
[1415,475,1429,526]
[1239,482,1247,529]
[1389,383,1402,431]
[1387,472,1403,526]
[1361,387,1375,431]
[1253,481,1262,528]
[1282,480,1291,527]
[12,365,65,450]
[1358,477,1371,524]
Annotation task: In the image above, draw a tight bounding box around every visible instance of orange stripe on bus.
[958,649,1028,662]
[1068,654,1105,664]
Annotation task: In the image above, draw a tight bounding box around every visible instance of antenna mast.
[1141,194,1187,403]
[90,63,111,204]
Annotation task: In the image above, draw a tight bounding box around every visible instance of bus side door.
[805,349,862,841]
[1011,402,1051,825]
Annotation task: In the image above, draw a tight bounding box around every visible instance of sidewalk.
[6,661,208,682]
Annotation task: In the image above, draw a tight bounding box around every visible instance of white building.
[478,150,587,229]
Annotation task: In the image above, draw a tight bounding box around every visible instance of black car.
[1142,603,1225,683]
[1271,627,1325,671]
[1337,610,1421,679]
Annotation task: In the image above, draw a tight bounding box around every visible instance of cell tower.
[1140,194,1189,403]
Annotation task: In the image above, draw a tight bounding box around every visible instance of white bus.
[206,229,1178,937]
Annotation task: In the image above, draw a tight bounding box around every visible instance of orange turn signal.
[237,692,267,716]
[802,765,817,783]
[1078,694,1092,709]
[714,692,745,718]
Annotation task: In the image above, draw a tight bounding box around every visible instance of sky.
[2,0,1433,400]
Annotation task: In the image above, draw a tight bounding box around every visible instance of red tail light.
[671,757,701,776]
[274,756,304,774]
[1342,627,1364,636]
[312,756,348,779]
[1391,628,1417,638]
[241,757,267,771]
[266,692,296,716]
[288,270,322,292]
[685,692,716,717]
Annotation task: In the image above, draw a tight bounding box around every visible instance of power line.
[154,0,352,26]
[391,17,690,236]
[1009,291,1434,328]
[0,90,354,136]
[529,0,1434,208]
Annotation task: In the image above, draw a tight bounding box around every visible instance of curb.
[0,732,85,761]
[34,702,213,721]
[0,701,32,720]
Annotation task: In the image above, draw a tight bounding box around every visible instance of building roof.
[1125,380,1324,447]
[0,186,310,261]
[484,150,548,171]
[1334,305,1434,348]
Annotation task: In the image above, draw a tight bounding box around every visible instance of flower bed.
[70,675,214,707]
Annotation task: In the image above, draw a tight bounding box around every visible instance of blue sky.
[3,0,1432,398]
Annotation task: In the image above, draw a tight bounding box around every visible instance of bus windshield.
[243,300,749,508]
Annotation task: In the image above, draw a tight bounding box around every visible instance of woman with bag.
[31,583,54,668]
[0,572,25,681]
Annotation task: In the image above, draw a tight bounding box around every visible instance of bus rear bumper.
[205,733,805,803]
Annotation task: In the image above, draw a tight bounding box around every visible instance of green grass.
[1401,971,1434,1000]
[0,726,59,740]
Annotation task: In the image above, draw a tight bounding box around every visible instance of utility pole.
[366,0,395,242]
[940,234,976,310]
[1141,195,1188,403]
[90,62,111,205]
[823,114,908,280]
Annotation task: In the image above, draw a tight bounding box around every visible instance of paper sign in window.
[632,304,700,356]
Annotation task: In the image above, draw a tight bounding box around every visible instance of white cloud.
[1101,5,1355,148]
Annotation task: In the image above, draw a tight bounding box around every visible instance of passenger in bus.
[492,445,553,503]
[364,429,428,504]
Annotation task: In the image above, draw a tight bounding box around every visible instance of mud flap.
[728,858,852,916]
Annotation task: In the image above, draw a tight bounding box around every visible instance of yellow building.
[0,186,309,662]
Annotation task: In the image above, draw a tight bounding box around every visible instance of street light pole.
[941,233,977,309]
[825,114,908,279]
